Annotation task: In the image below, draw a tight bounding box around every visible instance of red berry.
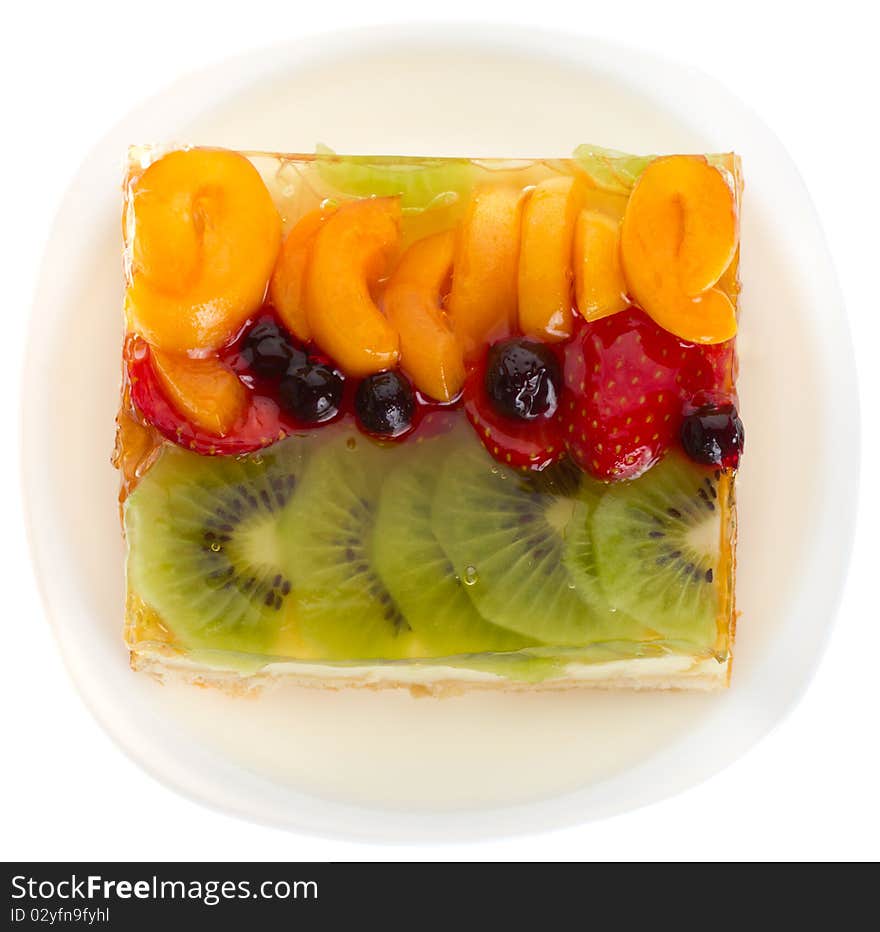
[681,337,737,396]
[463,358,564,471]
[561,309,732,481]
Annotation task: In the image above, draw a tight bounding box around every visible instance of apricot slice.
[646,287,737,345]
[448,185,523,360]
[573,209,629,321]
[268,206,336,342]
[127,149,282,353]
[518,175,586,341]
[620,156,738,344]
[305,197,401,377]
[150,348,248,436]
[384,231,464,402]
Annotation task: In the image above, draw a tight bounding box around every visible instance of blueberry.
[355,371,415,436]
[241,318,302,379]
[278,363,344,424]
[484,339,561,420]
[680,403,745,469]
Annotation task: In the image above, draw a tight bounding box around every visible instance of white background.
[2,0,877,861]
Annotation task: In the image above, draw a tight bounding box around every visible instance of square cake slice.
[116,144,742,694]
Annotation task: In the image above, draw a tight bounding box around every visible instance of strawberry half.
[561,309,735,481]
[463,358,565,471]
[127,340,294,456]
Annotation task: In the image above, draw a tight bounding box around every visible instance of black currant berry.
[241,318,302,380]
[484,339,561,420]
[278,363,344,424]
[355,370,415,437]
[680,403,744,469]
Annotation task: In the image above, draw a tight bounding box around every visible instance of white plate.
[23,25,857,842]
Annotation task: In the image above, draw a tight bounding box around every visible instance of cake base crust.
[131,647,730,698]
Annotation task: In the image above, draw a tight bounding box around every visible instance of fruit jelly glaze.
[118,147,739,677]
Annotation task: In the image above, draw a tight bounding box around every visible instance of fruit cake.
[115,143,743,694]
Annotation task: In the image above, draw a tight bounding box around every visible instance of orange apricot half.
[645,286,737,345]
[448,185,523,360]
[620,155,738,344]
[269,206,336,342]
[305,197,401,377]
[384,231,464,402]
[573,209,629,322]
[518,175,586,342]
[127,148,282,353]
[150,349,248,436]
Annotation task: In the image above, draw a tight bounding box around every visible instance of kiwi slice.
[563,487,653,643]
[280,431,421,660]
[314,145,475,211]
[124,438,305,653]
[561,480,607,611]
[432,441,627,645]
[372,436,537,656]
[592,452,724,645]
